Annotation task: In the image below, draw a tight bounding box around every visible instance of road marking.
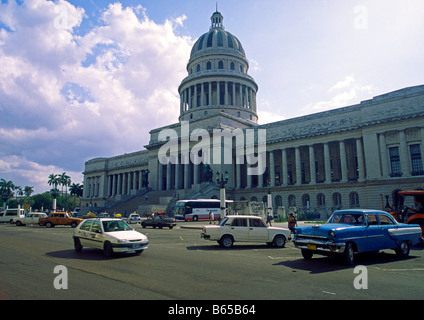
[179,236,184,241]
[322,291,336,295]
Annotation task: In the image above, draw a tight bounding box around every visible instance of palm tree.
[24,186,34,197]
[0,179,15,209]
[48,174,59,212]
[59,172,71,211]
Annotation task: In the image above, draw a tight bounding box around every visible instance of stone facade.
[82,11,424,218]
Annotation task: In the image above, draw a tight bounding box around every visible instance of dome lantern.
[210,11,224,29]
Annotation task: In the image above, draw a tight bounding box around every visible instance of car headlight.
[118,239,129,244]
[328,230,336,238]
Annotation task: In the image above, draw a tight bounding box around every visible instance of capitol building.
[81,10,424,218]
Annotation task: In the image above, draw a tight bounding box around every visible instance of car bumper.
[293,238,346,254]
[112,241,149,252]
[200,233,210,240]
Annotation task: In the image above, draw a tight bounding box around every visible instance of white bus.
[174,199,233,221]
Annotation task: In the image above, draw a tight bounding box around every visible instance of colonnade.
[84,170,149,199]
[180,80,257,113]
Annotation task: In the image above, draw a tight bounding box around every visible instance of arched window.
[250,196,257,202]
[317,193,326,207]
[349,192,359,207]
[206,61,212,70]
[302,194,310,208]
[333,193,342,207]
[288,194,296,207]
[275,195,282,207]
[196,64,201,72]
[230,62,235,70]
[218,60,224,69]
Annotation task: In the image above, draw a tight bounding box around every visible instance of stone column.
[339,140,347,182]
[309,145,316,185]
[324,143,331,183]
[295,147,301,185]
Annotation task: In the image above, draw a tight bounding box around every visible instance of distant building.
[82,10,424,218]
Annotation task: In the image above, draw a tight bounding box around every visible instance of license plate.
[133,244,141,249]
[307,244,317,251]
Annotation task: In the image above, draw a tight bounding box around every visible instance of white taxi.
[73,218,149,257]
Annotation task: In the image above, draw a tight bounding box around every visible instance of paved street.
[0,221,423,302]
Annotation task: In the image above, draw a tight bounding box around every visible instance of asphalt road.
[0,221,423,302]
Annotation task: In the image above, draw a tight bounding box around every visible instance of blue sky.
[0,0,423,194]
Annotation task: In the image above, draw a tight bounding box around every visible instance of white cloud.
[0,1,192,193]
[303,75,373,115]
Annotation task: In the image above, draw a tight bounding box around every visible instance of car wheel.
[169,226,173,229]
[74,238,83,252]
[15,221,23,226]
[344,243,355,265]
[395,241,410,257]
[141,223,146,228]
[301,249,313,260]
[103,242,114,257]
[219,235,234,248]
[273,235,286,248]
[46,222,53,228]
[71,222,77,228]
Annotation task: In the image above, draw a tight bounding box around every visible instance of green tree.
[59,172,71,211]
[24,186,34,197]
[0,179,15,209]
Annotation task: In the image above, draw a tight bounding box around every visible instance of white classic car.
[73,218,149,257]
[14,212,48,226]
[201,215,291,248]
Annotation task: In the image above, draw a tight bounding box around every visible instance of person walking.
[288,213,297,233]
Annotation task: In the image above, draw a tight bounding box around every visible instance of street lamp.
[216,171,229,221]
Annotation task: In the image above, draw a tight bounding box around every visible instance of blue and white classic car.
[293,209,422,265]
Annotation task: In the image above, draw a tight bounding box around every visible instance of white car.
[14,212,48,226]
[73,218,149,257]
[126,213,141,224]
[201,215,291,248]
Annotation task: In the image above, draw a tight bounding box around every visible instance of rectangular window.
[410,144,424,175]
[389,147,402,176]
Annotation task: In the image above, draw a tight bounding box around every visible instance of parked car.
[14,212,48,226]
[0,208,25,224]
[127,213,141,224]
[73,218,149,256]
[201,215,291,248]
[39,212,83,228]
[293,209,422,265]
[141,215,176,229]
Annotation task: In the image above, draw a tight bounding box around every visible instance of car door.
[88,220,104,249]
[378,214,397,249]
[77,220,93,246]
[229,218,249,241]
[365,214,385,251]
[248,218,269,241]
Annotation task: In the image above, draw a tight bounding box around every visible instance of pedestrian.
[266,210,273,226]
[209,211,214,224]
[288,213,297,233]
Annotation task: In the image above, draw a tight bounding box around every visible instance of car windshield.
[102,220,133,232]
[328,213,365,226]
